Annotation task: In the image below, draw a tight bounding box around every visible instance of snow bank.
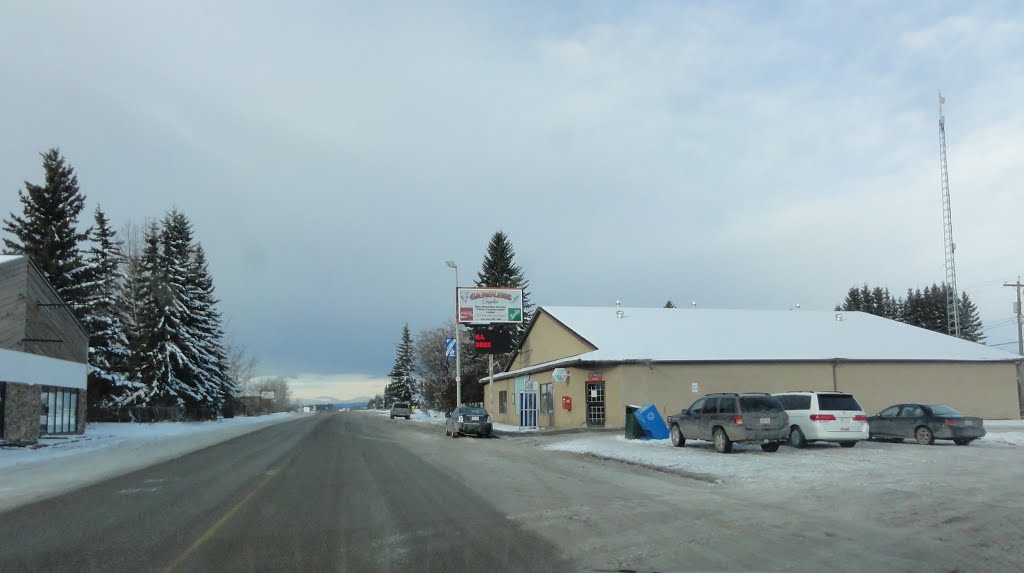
[977,432,1024,447]
[0,412,302,512]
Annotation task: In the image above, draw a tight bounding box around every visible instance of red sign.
[586,372,603,382]
[459,307,474,322]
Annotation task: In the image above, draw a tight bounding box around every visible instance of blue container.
[633,404,670,440]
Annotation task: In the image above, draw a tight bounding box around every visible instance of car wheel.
[839,441,857,448]
[788,426,807,449]
[451,428,459,438]
[406,416,411,420]
[954,438,972,446]
[760,443,780,452]
[713,427,733,454]
[915,426,934,446]
[670,425,685,448]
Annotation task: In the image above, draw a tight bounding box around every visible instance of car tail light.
[457,415,464,422]
[733,415,744,425]
[853,415,867,422]
[944,419,957,426]
[809,414,837,422]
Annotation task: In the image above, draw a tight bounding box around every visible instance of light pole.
[445,260,461,407]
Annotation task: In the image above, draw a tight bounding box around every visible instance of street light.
[444,260,461,407]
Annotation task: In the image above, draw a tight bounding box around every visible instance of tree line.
[369,230,533,412]
[3,149,235,419]
[835,283,984,342]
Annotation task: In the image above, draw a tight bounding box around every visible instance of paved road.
[0,413,570,572]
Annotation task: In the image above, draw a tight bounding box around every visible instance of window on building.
[540,383,553,415]
[498,391,507,414]
[40,386,77,434]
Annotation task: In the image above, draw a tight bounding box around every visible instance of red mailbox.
[562,396,572,411]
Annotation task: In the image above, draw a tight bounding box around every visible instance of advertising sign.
[260,391,275,399]
[457,287,524,324]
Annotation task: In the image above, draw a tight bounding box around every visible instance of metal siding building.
[483,306,1022,429]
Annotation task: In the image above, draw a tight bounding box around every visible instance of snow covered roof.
[490,306,1020,382]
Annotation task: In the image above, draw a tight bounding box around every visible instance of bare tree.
[226,340,259,397]
[415,320,487,411]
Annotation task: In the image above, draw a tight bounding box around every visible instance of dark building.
[0,255,89,445]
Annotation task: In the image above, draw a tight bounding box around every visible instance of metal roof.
[487,306,1020,383]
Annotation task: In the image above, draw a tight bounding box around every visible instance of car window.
[899,405,924,417]
[928,405,961,416]
[718,397,736,414]
[817,394,862,411]
[463,407,487,415]
[686,398,705,413]
[778,395,811,410]
[702,397,719,414]
[393,403,408,409]
[739,395,784,412]
[879,406,900,417]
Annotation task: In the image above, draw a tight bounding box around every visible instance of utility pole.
[445,261,462,407]
[1004,276,1024,356]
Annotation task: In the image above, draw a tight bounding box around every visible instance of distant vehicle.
[445,406,493,438]
[773,391,869,448]
[667,393,789,453]
[868,403,986,446]
[390,402,412,420]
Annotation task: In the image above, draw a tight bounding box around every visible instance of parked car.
[868,403,986,445]
[445,406,493,438]
[390,402,412,420]
[773,391,869,448]
[667,393,789,453]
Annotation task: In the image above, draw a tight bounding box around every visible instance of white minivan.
[772,391,870,448]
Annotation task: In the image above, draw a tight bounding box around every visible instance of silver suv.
[389,402,412,420]
[667,393,789,453]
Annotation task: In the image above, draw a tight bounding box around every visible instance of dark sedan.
[445,406,493,438]
[868,403,986,446]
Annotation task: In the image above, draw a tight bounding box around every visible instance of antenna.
[938,91,961,337]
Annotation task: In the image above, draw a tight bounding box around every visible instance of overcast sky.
[2,1,1023,401]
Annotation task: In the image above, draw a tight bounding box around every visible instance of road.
[3,411,1023,572]
[0,413,570,572]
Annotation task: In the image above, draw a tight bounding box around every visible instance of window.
[540,383,553,415]
[718,398,736,414]
[879,406,900,417]
[778,395,811,410]
[498,391,507,414]
[899,405,924,417]
[686,398,705,413]
[463,407,487,415]
[817,394,862,411]
[40,386,78,434]
[739,395,784,412]
[702,398,719,414]
[928,405,961,416]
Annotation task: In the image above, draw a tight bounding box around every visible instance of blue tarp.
[633,404,670,440]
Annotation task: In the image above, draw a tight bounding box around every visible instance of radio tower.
[938,91,961,337]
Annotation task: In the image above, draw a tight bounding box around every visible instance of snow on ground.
[492,422,539,433]
[0,412,302,512]
[984,419,1024,429]
[542,427,1024,486]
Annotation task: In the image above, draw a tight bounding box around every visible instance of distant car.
[773,391,869,448]
[667,393,789,453]
[390,402,412,420]
[868,403,985,445]
[445,406,493,438]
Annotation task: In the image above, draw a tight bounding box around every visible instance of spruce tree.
[664,300,677,308]
[958,291,984,342]
[3,148,91,315]
[475,230,533,351]
[185,243,232,408]
[384,324,416,405]
[81,206,139,415]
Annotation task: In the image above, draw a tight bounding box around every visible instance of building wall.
[836,361,1020,419]
[23,263,88,363]
[2,382,41,444]
[0,258,29,351]
[486,360,1021,429]
[509,311,594,371]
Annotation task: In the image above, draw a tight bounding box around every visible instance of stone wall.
[2,382,40,445]
[77,388,87,434]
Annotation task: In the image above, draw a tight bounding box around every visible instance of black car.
[445,406,493,438]
[868,403,986,446]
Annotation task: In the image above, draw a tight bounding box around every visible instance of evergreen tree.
[3,148,91,315]
[80,206,139,416]
[958,291,984,342]
[664,300,677,308]
[475,230,533,360]
[185,243,232,409]
[838,282,984,341]
[384,324,417,405]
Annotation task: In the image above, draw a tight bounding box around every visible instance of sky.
[2,1,1023,402]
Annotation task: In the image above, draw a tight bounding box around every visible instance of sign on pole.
[456,287,524,324]
[444,337,456,358]
[260,391,275,399]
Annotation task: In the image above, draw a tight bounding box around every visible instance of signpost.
[444,337,456,358]
[259,391,275,399]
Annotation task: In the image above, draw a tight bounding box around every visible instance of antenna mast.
[938,91,961,337]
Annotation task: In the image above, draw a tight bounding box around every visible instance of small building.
[0,255,89,445]
[482,306,1023,429]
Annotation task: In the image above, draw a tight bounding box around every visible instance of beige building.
[482,306,1023,429]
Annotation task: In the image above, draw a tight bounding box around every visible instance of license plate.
[840,418,851,423]
[965,420,974,426]
[759,417,771,424]
[470,416,479,421]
